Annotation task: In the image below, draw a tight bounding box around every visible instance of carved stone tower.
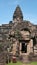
[13,5,23,23]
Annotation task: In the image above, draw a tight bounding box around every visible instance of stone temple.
[0,5,37,62]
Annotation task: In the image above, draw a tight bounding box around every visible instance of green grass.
[6,61,22,65]
[6,61,37,65]
[30,62,37,65]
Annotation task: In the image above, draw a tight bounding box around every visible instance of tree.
[14,30,22,41]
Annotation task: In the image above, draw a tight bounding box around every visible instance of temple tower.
[13,5,23,23]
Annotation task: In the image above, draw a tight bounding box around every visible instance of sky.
[0,0,37,25]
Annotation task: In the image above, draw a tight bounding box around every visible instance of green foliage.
[14,30,22,40]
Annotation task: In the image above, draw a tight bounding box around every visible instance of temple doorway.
[21,42,27,53]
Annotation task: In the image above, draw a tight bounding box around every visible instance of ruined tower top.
[13,5,23,22]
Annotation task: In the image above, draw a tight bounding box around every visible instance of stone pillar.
[27,42,30,54]
[12,41,17,55]
[20,43,22,55]
[27,39,33,54]
[30,39,33,53]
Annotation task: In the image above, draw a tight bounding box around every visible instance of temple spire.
[13,5,23,22]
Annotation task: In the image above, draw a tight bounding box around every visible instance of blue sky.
[0,0,37,25]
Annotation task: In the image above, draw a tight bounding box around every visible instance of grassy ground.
[6,61,22,65]
[6,61,37,65]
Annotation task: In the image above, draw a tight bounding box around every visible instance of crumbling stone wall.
[0,52,6,65]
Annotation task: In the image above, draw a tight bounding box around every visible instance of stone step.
[34,49,37,51]
[34,52,37,55]
[34,50,37,51]
[35,45,37,47]
[31,55,37,61]
[34,46,37,48]
[21,55,30,63]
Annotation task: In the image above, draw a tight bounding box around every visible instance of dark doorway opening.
[33,37,36,46]
[21,42,27,53]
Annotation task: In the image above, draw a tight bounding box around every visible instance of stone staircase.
[20,55,30,63]
[20,54,37,63]
[31,55,37,61]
